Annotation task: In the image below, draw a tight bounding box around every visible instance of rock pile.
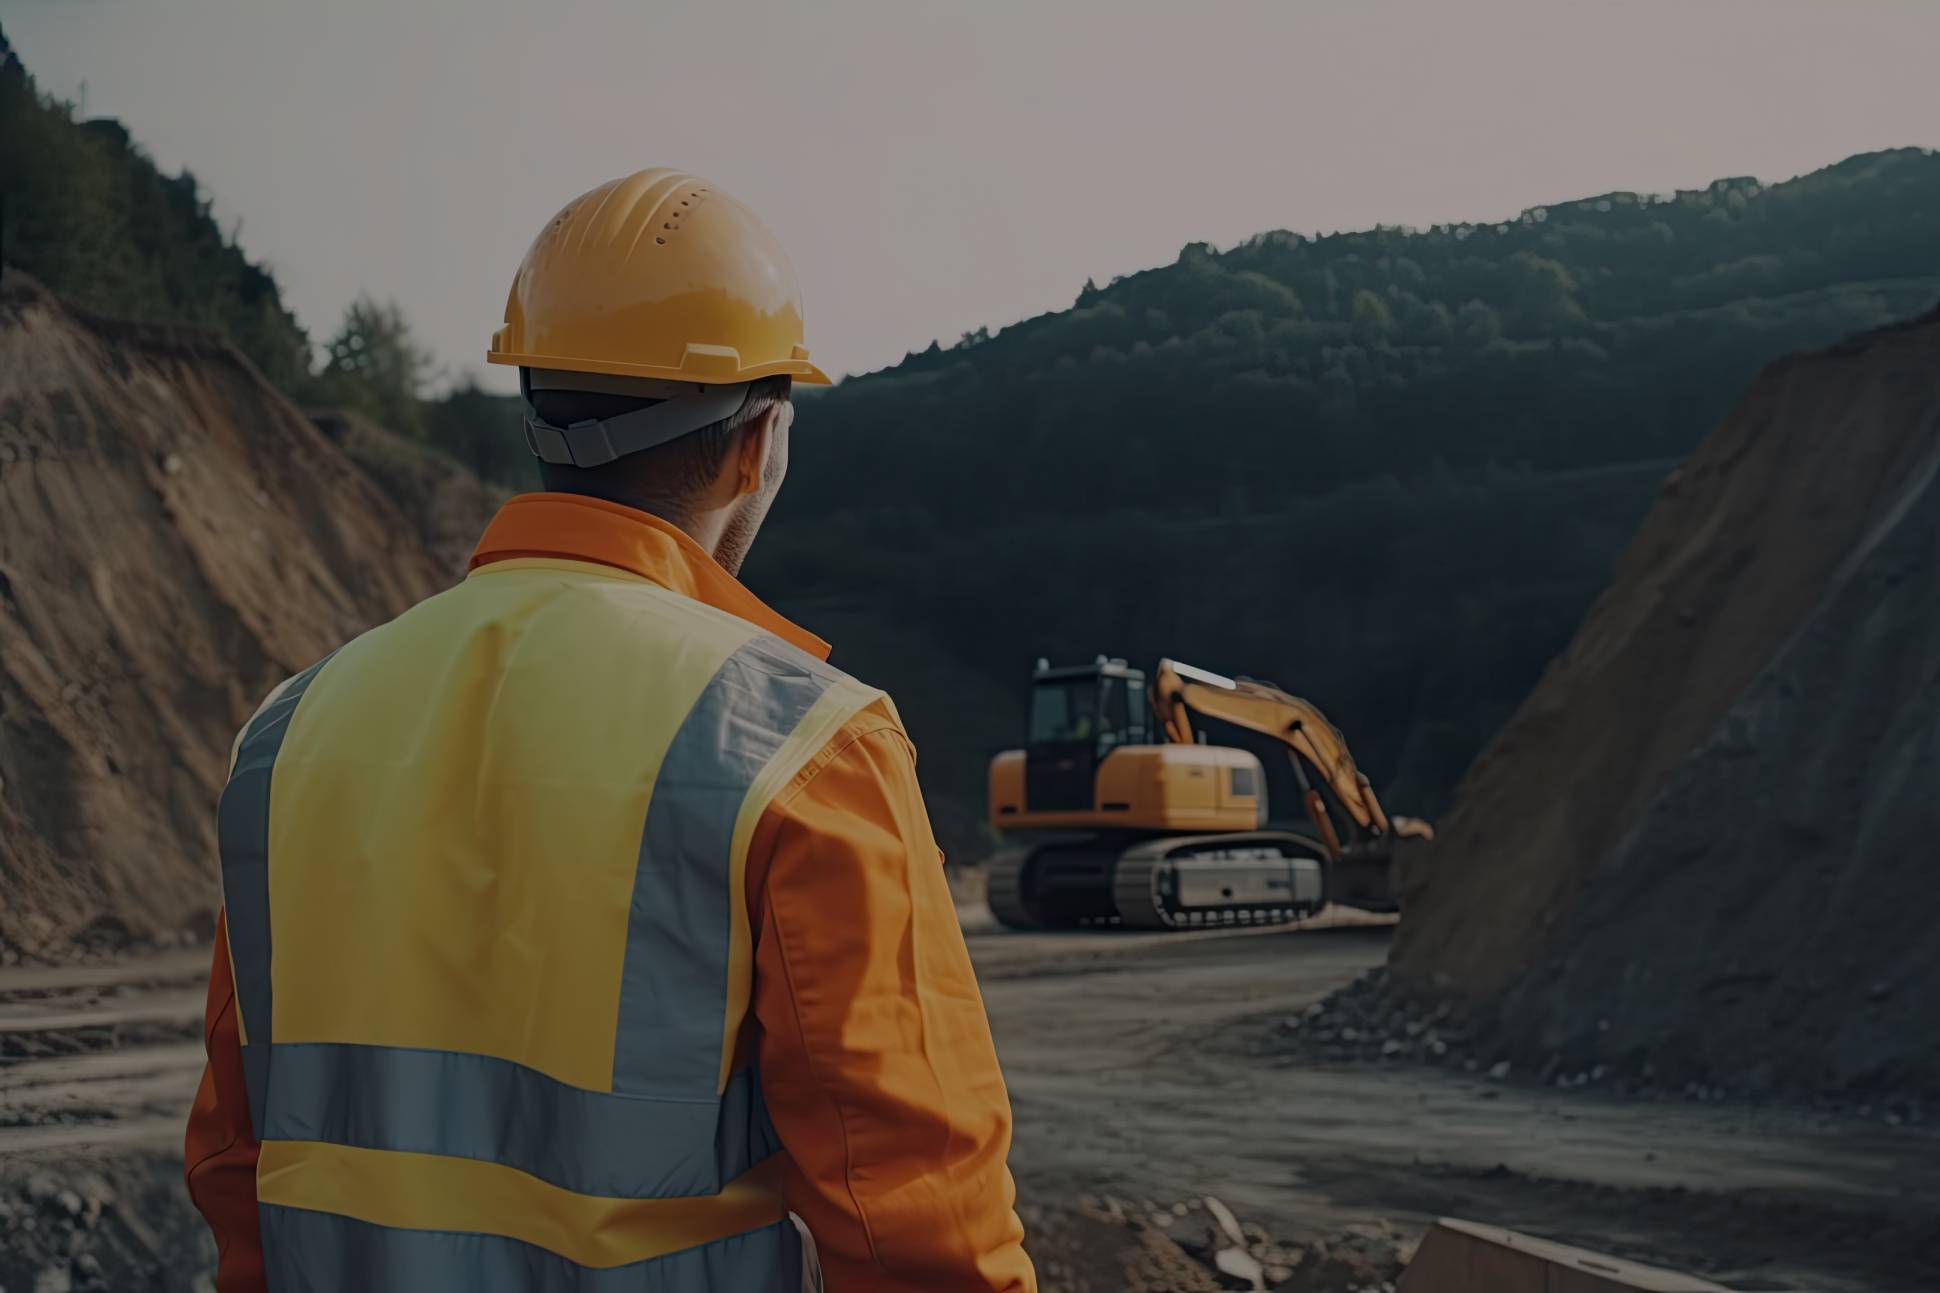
[1259,970,1481,1072]
[1022,1193,1410,1293]
[1266,968,1930,1125]
[0,1157,213,1293]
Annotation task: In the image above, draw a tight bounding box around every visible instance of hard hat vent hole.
[648,187,708,247]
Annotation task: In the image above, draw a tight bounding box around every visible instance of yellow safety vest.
[218,556,879,1289]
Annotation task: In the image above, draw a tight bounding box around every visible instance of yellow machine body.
[988,743,1267,834]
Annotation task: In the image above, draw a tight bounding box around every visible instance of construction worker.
[184,168,1038,1292]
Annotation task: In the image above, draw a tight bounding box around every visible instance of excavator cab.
[1023,657,1147,812]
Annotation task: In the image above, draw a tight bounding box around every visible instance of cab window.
[1099,676,1133,749]
[1029,678,1102,744]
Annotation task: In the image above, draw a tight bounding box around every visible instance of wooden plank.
[1399,1218,1730,1292]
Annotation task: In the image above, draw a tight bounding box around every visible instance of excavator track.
[1112,832,1328,929]
[983,846,1044,930]
[984,840,1123,930]
[985,832,1332,931]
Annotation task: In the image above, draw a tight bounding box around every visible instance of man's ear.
[733,404,784,498]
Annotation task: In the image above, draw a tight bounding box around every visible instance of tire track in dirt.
[0,951,206,1154]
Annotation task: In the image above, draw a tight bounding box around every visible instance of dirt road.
[3,921,1936,1290]
[970,913,1940,1292]
[0,950,205,1157]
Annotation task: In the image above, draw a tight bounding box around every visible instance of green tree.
[1350,289,1394,344]
[1508,253,1585,331]
[311,297,433,436]
[421,381,537,488]
[1455,299,1502,349]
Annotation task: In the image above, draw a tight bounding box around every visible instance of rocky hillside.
[0,273,491,957]
[1392,304,1940,1100]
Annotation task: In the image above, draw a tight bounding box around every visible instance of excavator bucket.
[1398,1219,1729,1292]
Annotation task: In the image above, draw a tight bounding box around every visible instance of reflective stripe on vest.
[217,561,879,1287]
[258,1206,802,1292]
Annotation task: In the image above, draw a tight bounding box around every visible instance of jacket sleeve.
[747,704,1036,1293]
[183,909,267,1292]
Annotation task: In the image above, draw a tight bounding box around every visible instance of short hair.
[531,374,791,512]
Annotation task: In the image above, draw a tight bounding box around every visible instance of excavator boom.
[1151,659,1433,845]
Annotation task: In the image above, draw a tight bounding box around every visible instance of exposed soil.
[309,407,508,575]
[0,273,491,958]
[1392,306,1940,1105]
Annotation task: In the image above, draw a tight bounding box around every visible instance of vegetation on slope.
[779,148,1939,523]
[0,32,311,390]
[0,28,524,484]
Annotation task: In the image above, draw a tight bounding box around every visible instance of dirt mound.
[310,408,508,574]
[1392,305,1940,1100]
[0,272,490,957]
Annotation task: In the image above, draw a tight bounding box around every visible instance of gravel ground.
[1259,965,1931,1126]
[6,928,1938,1291]
[0,1152,213,1293]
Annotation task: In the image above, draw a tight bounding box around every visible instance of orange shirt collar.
[468,492,831,662]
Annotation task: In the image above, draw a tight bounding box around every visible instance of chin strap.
[519,368,753,469]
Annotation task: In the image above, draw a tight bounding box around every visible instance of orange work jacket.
[184,491,1036,1292]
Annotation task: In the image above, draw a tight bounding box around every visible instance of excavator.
[984,657,1433,930]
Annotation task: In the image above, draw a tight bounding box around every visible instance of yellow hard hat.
[487,168,829,385]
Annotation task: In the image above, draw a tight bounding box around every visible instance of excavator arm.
[1150,659,1434,856]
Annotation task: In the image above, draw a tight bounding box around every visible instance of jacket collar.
[468,492,831,661]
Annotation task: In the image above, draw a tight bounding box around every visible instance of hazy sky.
[9,1,1937,392]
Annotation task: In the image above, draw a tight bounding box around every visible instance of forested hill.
[774,148,1939,529]
[752,149,1939,854]
[0,31,312,391]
